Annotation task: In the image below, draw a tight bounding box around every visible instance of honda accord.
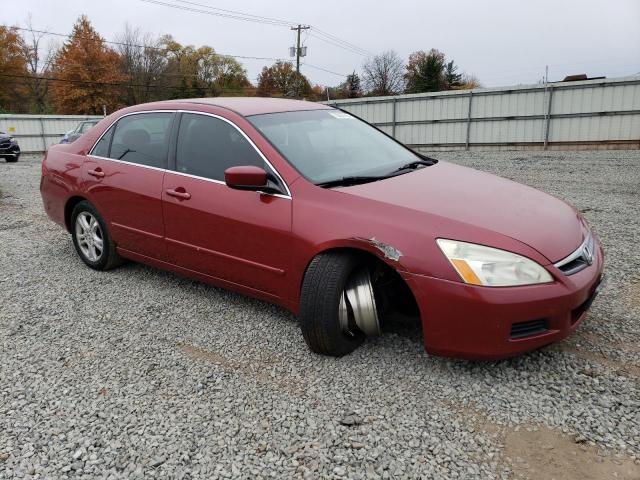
[40,98,604,359]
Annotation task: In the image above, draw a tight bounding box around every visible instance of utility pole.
[291,24,310,74]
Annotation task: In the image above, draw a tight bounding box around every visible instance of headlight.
[436,239,553,287]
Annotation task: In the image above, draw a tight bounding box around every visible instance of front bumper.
[402,238,604,360]
[0,143,20,157]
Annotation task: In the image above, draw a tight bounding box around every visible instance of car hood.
[336,161,583,263]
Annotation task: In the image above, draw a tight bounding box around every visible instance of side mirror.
[224,166,282,195]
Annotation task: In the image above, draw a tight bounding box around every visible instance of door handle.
[165,188,191,200]
[87,168,105,178]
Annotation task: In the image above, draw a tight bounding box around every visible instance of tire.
[71,200,123,271]
[299,252,368,357]
[5,156,18,163]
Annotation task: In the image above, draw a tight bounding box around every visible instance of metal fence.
[0,114,103,153]
[326,76,640,151]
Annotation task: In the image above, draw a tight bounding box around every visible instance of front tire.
[5,156,18,163]
[299,252,371,357]
[71,201,122,270]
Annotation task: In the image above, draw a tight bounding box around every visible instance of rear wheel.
[299,252,381,357]
[71,201,122,270]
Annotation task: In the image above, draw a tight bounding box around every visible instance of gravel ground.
[1,150,639,479]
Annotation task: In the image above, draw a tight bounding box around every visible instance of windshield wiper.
[389,158,437,174]
[316,175,389,188]
[317,157,438,188]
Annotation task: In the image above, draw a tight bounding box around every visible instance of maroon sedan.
[40,98,604,359]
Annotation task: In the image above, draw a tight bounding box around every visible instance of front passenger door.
[162,112,292,298]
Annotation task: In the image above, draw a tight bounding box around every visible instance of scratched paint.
[361,237,403,261]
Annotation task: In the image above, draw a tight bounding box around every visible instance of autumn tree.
[256,61,311,98]
[362,51,404,96]
[0,26,28,112]
[459,73,481,90]
[50,16,127,114]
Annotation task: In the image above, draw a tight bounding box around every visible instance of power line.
[0,73,250,95]
[12,26,288,63]
[301,63,347,78]
[310,28,373,56]
[173,0,298,27]
[138,0,295,27]
[138,0,373,58]
[307,32,368,57]
[13,25,354,86]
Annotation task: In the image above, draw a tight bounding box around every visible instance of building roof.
[167,97,332,116]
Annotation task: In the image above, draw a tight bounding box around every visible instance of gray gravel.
[1,150,639,479]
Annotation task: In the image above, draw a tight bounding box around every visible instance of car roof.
[164,97,333,116]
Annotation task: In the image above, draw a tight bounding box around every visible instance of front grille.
[0,140,10,148]
[510,319,548,339]
[554,232,594,275]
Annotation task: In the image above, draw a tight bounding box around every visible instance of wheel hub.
[339,268,381,336]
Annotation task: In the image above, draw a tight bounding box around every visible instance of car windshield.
[248,109,425,185]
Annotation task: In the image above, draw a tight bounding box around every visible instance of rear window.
[91,125,114,158]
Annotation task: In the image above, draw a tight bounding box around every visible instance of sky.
[2,0,640,88]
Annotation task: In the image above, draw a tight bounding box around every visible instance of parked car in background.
[40,98,604,360]
[0,131,20,162]
[60,120,100,144]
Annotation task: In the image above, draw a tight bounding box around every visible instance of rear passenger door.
[83,111,175,259]
[162,112,292,298]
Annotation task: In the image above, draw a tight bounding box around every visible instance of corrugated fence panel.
[328,76,640,150]
[0,115,103,153]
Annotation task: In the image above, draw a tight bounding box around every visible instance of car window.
[110,113,174,168]
[91,125,115,158]
[80,122,96,133]
[176,113,265,181]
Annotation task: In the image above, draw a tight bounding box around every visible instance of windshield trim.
[246,107,435,187]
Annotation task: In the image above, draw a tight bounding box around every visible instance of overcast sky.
[3,0,640,88]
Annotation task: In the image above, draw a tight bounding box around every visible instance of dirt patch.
[177,343,306,396]
[625,282,640,309]
[505,425,640,480]
[549,342,640,378]
[446,402,640,479]
[575,331,640,355]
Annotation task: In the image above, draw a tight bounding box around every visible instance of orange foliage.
[50,16,127,114]
[0,26,28,112]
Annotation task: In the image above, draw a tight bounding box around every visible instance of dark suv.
[0,132,20,162]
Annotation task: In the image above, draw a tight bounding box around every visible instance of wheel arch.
[64,195,88,232]
[299,244,419,317]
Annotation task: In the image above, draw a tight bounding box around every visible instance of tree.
[159,35,250,99]
[50,16,127,114]
[0,25,28,112]
[115,25,168,104]
[405,49,446,93]
[345,71,362,98]
[256,61,311,98]
[19,17,56,113]
[444,60,462,89]
[458,73,481,90]
[362,51,404,96]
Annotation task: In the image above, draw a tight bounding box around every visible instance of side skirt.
[117,247,297,312]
